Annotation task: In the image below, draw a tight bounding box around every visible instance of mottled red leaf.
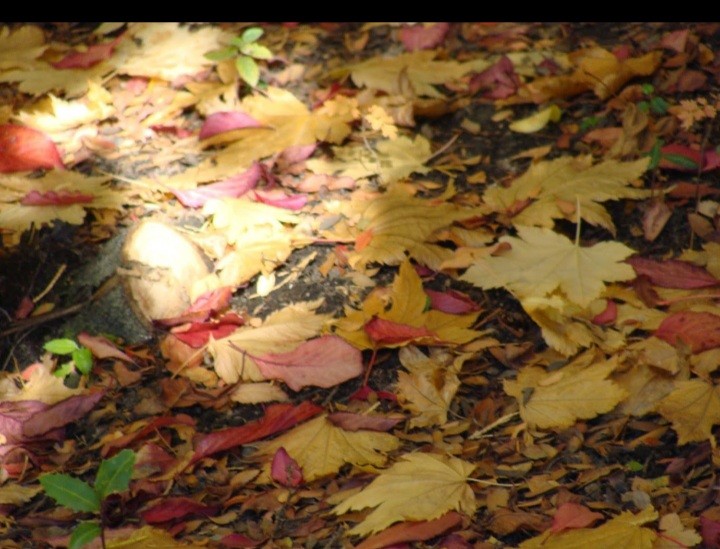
[425,288,481,314]
[191,401,323,464]
[141,496,219,524]
[52,35,123,69]
[551,503,603,533]
[0,124,64,173]
[364,317,437,346]
[21,190,93,206]
[655,311,720,353]
[171,313,245,348]
[199,111,264,140]
[101,414,196,458]
[469,56,520,99]
[591,300,617,325]
[78,332,134,363]
[328,411,402,432]
[356,512,463,549]
[627,256,720,289]
[23,391,104,438]
[399,23,450,51]
[251,189,307,210]
[170,162,261,208]
[271,447,303,487]
[255,335,363,391]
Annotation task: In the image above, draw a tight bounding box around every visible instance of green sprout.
[205,26,273,88]
[43,338,93,379]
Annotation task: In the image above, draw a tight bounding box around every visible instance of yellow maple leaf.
[347,188,475,270]
[504,351,627,429]
[331,50,489,98]
[0,171,124,244]
[655,379,720,445]
[483,156,650,234]
[0,25,47,70]
[334,261,482,350]
[333,452,477,536]
[307,134,431,185]
[397,346,472,428]
[364,104,399,139]
[207,300,331,384]
[520,506,657,549]
[0,363,83,405]
[0,63,117,98]
[656,513,702,548]
[251,415,400,482]
[462,226,636,307]
[160,88,358,188]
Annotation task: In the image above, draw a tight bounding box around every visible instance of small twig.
[33,264,66,304]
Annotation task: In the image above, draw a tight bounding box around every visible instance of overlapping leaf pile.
[1,22,720,548]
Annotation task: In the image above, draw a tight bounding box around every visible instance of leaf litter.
[0,21,720,548]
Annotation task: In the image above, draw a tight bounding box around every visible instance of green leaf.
[40,474,100,512]
[44,339,79,355]
[241,43,273,60]
[647,139,663,170]
[650,96,669,115]
[662,153,699,170]
[241,27,264,44]
[204,47,237,62]
[53,362,75,378]
[626,460,644,472]
[236,56,260,88]
[72,348,93,375]
[69,521,101,549]
[94,449,135,500]
[641,82,654,95]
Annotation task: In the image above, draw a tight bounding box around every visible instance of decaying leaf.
[252,415,401,482]
[333,452,476,536]
[504,351,627,429]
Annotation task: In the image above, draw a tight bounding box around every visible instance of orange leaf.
[356,228,373,251]
[364,317,437,346]
[356,511,463,549]
[0,124,64,173]
[551,502,604,533]
[655,311,720,353]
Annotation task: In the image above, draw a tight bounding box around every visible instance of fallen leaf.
[509,104,562,133]
[551,502,604,533]
[24,390,105,438]
[327,412,403,432]
[656,379,720,445]
[78,333,134,363]
[170,163,262,208]
[462,225,636,307]
[425,288,481,314]
[504,352,627,429]
[469,55,520,99]
[656,513,702,548]
[333,452,476,536]
[356,511,463,549]
[254,335,363,391]
[0,483,42,505]
[199,111,264,140]
[141,496,219,524]
[252,415,400,482]
[627,256,720,289]
[399,23,451,52]
[0,124,64,173]
[52,35,123,69]
[270,447,303,487]
[655,311,720,353]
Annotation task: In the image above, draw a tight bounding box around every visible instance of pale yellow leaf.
[655,513,701,548]
[207,300,331,384]
[107,525,195,548]
[520,506,658,549]
[483,156,650,233]
[347,189,474,270]
[230,382,290,404]
[332,50,489,98]
[0,25,47,69]
[364,104,398,139]
[656,379,720,445]
[307,134,431,185]
[509,104,562,133]
[504,352,627,429]
[0,363,82,404]
[462,226,636,307]
[0,483,42,505]
[334,452,476,536]
[252,415,400,482]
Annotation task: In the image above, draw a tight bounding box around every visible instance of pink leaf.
[399,23,450,51]
[21,190,93,206]
[254,335,363,391]
[23,391,104,438]
[199,111,264,140]
[425,288,481,314]
[349,385,398,402]
[171,313,245,348]
[328,411,402,432]
[278,144,316,166]
[0,400,47,444]
[191,402,323,464]
[355,512,463,549]
[52,35,123,69]
[591,300,617,325]
[655,311,720,353]
[77,332,134,363]
[551,503,603,533]
[141,496,219,524]
[170,162,262,208]
[469,56,520,99]
[271,447,303,487]
[660,144,720,172]
[156,287,234,326]
[251,189,307,210]
[661,29,689,53]
[627,256,720,289]
[0,124,64,173]
[364,317,437,346]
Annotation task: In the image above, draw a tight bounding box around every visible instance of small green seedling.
[647,138,699,171]
[40,449,136,549]
[205,26,273,88]
[44,338,93,379]
[637,83,669,116]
